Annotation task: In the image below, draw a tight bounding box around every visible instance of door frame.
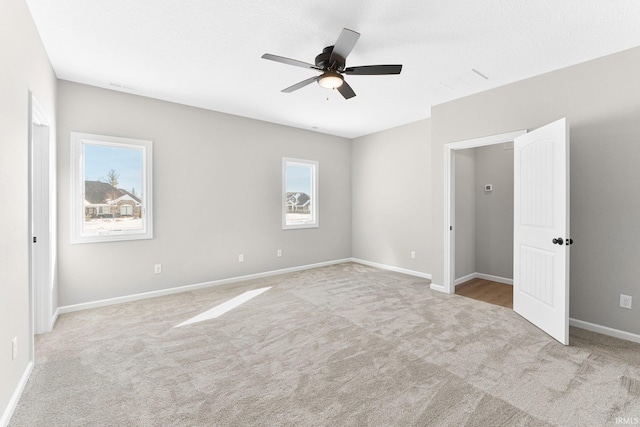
[440,129,527,294]
[29,93,56,336]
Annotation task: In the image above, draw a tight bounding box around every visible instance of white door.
[513,118,570,345]
[31,118,52,334]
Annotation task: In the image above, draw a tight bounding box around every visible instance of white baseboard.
[350,258,432,280]
[429,283,447,293]
[52,307,60,327]
[1,361,33,427]
[570,318,640,344]
[454,273,476,286]
[454,272,513,286]
[57,258,352,314]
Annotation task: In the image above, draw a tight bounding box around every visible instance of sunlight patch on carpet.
[174,287,272,327]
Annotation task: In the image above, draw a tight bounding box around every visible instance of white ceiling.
[25,0,640,139]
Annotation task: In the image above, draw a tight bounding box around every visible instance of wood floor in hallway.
[455,278,513,309]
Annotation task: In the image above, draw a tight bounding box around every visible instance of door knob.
[552,237,564,245]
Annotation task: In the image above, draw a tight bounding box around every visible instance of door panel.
[31,122,52,334]
[514,118,570,345]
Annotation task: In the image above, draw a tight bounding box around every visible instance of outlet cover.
[154,264,162,274]
[411,251,416,259]
[12,337,17,360]
[238,254,244,263]
[620,294,632,309]
[277,249,282,257]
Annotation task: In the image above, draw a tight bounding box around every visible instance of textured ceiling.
[24,0,640,138]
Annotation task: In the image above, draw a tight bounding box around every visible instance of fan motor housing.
[315,46,345,71]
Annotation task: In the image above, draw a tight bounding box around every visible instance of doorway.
[453,142,515,309]
[443,130,526,295]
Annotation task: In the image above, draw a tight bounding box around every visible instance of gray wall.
[455,144,513,282]
[57,81,351,306]
[432,46,640,335]
[474,144,513,280]
[0,0,57,419]
[454,149,476,279]
[351,120,431,274]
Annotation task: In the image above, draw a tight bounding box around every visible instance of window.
[282,158,318,229]
[70,132,153,243]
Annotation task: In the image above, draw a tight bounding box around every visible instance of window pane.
[283,158,318,229]
[83,144,144,234]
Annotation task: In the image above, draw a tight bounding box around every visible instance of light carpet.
[10,262,640,426]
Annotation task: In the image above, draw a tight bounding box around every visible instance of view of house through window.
[283,158,318,229]
[84,144,143,232]
[71,132,153,243]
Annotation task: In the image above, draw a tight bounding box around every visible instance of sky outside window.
[286,163,312,194]
[84,144,143,193]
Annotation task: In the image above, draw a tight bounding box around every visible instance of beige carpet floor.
[10,262,640,426]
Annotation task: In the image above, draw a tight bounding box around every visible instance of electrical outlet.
[277,249,282,257]
[411,251,416,259]
[154,264,162,274]
[620,294,632,310]
[12,337,17,360]
[238,254,244,263]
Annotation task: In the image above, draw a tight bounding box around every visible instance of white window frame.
[282,157,319,230]
[70,132,153,243]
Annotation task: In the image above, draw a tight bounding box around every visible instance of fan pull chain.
[327,87,337,101]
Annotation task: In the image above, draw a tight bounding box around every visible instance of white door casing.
[514,118,570,345]
[439,130,527,294]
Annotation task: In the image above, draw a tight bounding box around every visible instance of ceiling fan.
[262,28,402,99]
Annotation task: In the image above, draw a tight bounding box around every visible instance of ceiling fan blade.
[329,28,360,65]
[344,65,403,75]
[337,80,356,99]
[282,76,318,93]
[262,54,322,71]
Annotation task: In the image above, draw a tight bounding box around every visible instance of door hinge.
[450,226,453,231]
[33,236,37,243]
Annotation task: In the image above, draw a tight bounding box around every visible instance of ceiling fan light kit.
[317,72,344,89]
[262,28,402,99]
